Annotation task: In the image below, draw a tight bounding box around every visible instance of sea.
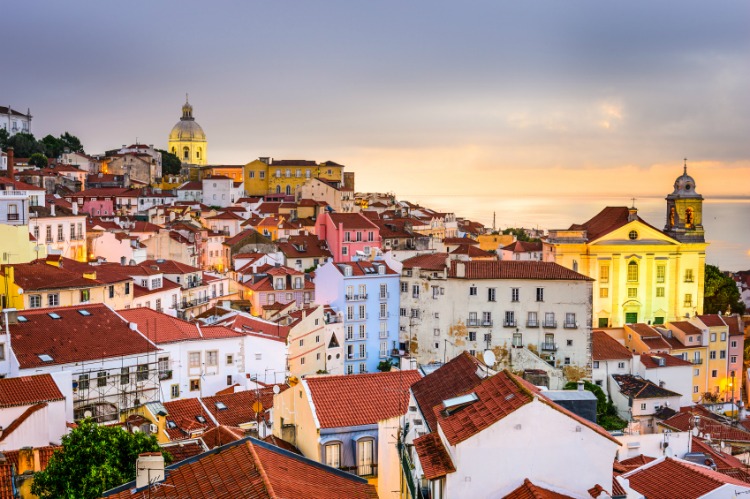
[401,194,750,272]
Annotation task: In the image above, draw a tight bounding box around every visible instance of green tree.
[563,380,628,431]
[29,153,49,168]
[0,128,9,150]
[31,419,171,499]
[59,131,84,153]
[41,134,64,158]
[377,359,394,372]
[157,148,182,176]
[6,132,44,157]
[502,227,540,242]
[704,264,745,315]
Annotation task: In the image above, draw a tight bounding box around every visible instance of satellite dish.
[483,349,496,367]
[665,446,675,458]
[83,410,93,418]
[272,385,280,395]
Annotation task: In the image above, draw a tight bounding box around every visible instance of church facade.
[168,97,207,166]
[545,165,707,328]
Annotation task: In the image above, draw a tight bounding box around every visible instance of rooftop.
[592,331,633,361]
[448,260,592,281]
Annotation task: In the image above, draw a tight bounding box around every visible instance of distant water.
[402,194,750,272]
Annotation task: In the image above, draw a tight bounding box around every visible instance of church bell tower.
[664,160,705,243]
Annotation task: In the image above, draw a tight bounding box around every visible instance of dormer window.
[276,278,284,290]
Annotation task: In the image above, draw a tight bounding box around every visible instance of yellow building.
[546,166,707,328]
[168,96,207,166]
[244,158,344,197]
[476,233,514,252]
[0,224,46,266]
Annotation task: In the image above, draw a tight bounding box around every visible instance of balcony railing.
[503,320,516,328]
[541,343,558,352]
[7,213,19,221]
[346,294,368,301]
[527,320,539,328]
[340,464,378,478]
[179,296,210,309]
[467,319,479,326]
[564,322,577,329]
[543,321,557,328]
[481,320,493,327]
[692,358,703,365]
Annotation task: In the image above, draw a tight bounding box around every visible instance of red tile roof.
[448,260,592,280]
[332,260,399,277]
[140,259,201,274]
[690,437,746,469]
[443,237,478,245]
[162,398,216,441]
[625,457,750,498]
[202,385,289,427]
[160,440,206,464]
[659,407,750,443]
[200,425,246,449]
[401,253,449,271]
[327,212,379,230]
[104,438,378,498]
[8,304,157,369]
[0,374,64,408]
[413,432,456,480]
[619,454,656,467]
[411,352,487,431]
[262,434,303,455]
[640,353,692,368]
[592,331,633,361]
[436,370,533,446]
[503,479,575,499]
[696,315,726,327]
[304,370,422,428]
[611,374,681,399]
[501,241,544,253]
[573,206,666,242]
[626,323,672,350]
[669,321,703,335]
[449,245,495,257]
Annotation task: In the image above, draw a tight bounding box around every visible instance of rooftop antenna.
[631,197,637,209]
[492,211,496,232]
[684,157,688,175]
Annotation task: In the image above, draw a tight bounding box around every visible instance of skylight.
[196,415,206,423]
[38,354,53,362]
[215,402,227,410]
[17,315,27,322]
[166,420,177,429]
[78,310,91,316]
[48,313,61,319]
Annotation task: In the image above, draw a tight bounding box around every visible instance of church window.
[684,294,693,307]
[627,288,637,298]
[656,265,665,283]
[628,230,638,240]
[196,148,201,159]
[656,287,665,297]
[599,288,608,298]
[684,269,694,283]
[276,185,281,194]
[627,261,638,282]
[600,265,609,283]
[285,185,291,195]
[183,147,189,160]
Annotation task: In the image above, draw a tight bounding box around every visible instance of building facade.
[168,97,207,166]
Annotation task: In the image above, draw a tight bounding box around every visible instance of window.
[694,386,699,394]
[206,351,218,366]
[544,312,555,327]
[640,403,647,410]
[171,384,179,398]
[125,282,130,295]
[380,303,387,319]
[627,261,638,282]
[710,333,716,342]
[78,374,89,390]
[359,305,366,319]
[694,368,699,376]
[656,265,666,283]
[400,282,407,293]
[511,288,519,302]
[536,288,544,302]
[380,341,388,357]
[599,318,609,328]
[564,357,570,365]
[300,357,305,365]
[47,293,59,307]
[359,362,366,373]
[599,287,609,298]
[710,351,716,360]
[684,294,692,307]
[190,379,200,391]
[488,288,496,302]
[711,370,718,378]
[720,350,726,359]
[684,269,694,283]
[600,265,609,283]
[731,340,738,348]
[412,284,420,298]
[469,286,477,296]
[400,308,406,317]
[565,313,576,328]
[359,344,366,358]
[259,170,265,179]
[57,224,64,242]
[108,285,115,299]
[324,442,341,468]
[29,294,41,308]
[593,361,600,369]
[629,230,638,240]
[468,331,476,341]
[731,355,738,363]
[482,312,492,326]
[137,364,149,381]
[656,287,665,297]
[97,371,107,387]
[527,311,538,327]
[627,288,637,298]
[618,362,625,369]
[504,311,515,327]
[357,438,375,476]
[189,352,201,368]
[721,332,726,341]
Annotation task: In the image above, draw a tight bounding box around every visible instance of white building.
[0,177,45,227]
[592,330,634,396]
[635,353,694,408]
[202,176,244,208]
[399,256,594,370]
[0,106,32,135]
[29,202,87,262]
[610,374,683,434]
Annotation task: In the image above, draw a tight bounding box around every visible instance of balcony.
[340,464,378,478]
[564,322,577,329]
[467,319,479,326]
[158,370,173,380]
[179,296,210,309]
[345,294,368,301]
[7,213,19,221]
[379,292,389,300]
[527,320,539,328]
[503,320,517,328]
[481,320,493,327]
[541,343,558,352]
[543,321,558,328]
[692,358,703,365]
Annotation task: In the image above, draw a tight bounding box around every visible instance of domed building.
[168,96,207,166]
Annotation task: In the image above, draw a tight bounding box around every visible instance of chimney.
[6,147,14,179]
[627,207,638,222]
[50,202,56,217]
[72,202,78,216]
[135,453,165,489]
[577,380,584,391]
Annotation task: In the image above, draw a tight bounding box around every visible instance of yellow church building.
[545,165,707,328]
[168,96,207,166]
[244,158,344,197]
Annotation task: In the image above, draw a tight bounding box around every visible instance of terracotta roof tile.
[448,260,592,280]
[619,454,656,467]
[660,407,750,443]
[218,314,291,343]
[574,206,666,242]
[202,385,289,427]
[411,352,486,431]
[696,315,726,327]
[327,212,379,230]
[503,478,576,498]
[200,425,246,449]
[0,374,64,408]
[332,260,399,277]
[162,398,216,441]
[413,432,455,479]
[611,374,681,399]
[305,370,422,428]
[625,457,750,498]
[160,440,206,464]
[401,253,449,271]
[8,304,157,369]
[104,437,377,498]
[501,241,544,253]
[640,353,692,368]
[262,434,303,455]
[669,321,703,335]
[449,245,495,257]
[592,331,633,361]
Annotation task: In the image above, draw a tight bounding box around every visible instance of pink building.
[246,266,315,318]
[315,212,381,262]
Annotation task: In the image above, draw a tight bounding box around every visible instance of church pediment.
[590,220,679,246]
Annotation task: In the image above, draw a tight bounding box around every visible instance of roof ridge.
[246,440,277,498]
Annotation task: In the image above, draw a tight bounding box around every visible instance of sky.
[5,1,750,199]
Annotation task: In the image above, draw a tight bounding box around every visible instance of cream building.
[168,97,207,166]
[545,166,707,328]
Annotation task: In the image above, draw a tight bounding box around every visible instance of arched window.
[276,185,281,194]
[285,185,291,195]
[627,261,638,282]
[171,147,176,154]
[183,147,189,160]
[296,169,301,178]
[323,442,341,468]
[572,260,578,272]
[196,148,201,160]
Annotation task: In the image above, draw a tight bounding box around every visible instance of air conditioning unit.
[149,424,158,433]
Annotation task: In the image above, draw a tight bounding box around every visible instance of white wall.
[377,416,402,499]
[616,431,691,461]
[635,358,693,408]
